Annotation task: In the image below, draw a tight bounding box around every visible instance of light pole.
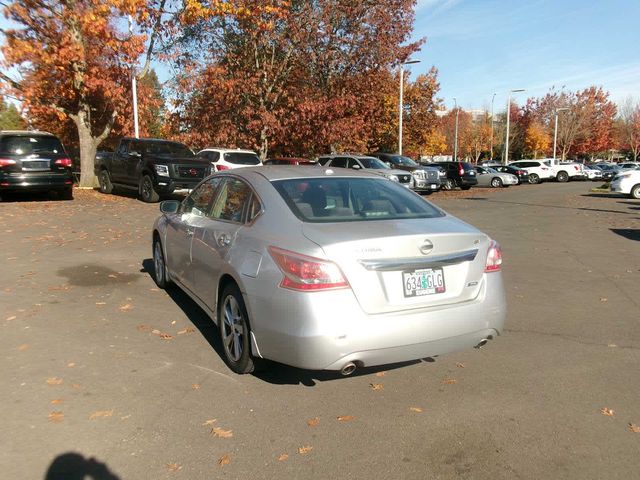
[453,97,459,161]
[552,107,569,164]
[128,15,140,138]
[489,92,496,161]
[398,59,420,155]
[504,88,525,165]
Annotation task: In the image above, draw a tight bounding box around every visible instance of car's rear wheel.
[529,173,540,184]
[219,283,255,374]
[98,169,114,194]
[631,184,640,199]
[152,238,172,289]
[442,179,454,190]
[490,177,503,188]
[556,171,569,182]
[59,187,73,200]
[140,174,160,203]
[460,185,471,190]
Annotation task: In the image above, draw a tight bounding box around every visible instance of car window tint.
[210,178,254,223]
[330,157,348,168]
[247,195,262,223]
[273,177,444,223]
[0,135,65,155]
[181,178,222,216]
[117,140,130,155]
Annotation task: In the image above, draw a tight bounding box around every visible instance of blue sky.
[410,0,640,112]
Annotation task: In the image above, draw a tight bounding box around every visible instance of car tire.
[529,173,540,184]
[152,237,172,289]
[59,187,74,200]
[631,184,640,200]
[139,174,160,203]
[556,171,569,182]
[98,169,114,194]
[490,177,503,188]
[443,179,454,190]
[219,283,255,374]
[460,185,471,190]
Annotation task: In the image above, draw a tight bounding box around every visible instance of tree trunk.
[259,127,269,160]
[78,128,98,188]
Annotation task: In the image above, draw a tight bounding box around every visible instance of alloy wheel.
[222,295,245,362]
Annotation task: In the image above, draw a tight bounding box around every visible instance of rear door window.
[210,177,256,223]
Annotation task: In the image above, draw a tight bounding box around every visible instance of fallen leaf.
[278,453,289,462]
[191,384,200,390]
[18,344,30,351]
[211,427,233,438]
[108,274,117,278]
[119,304,133,312]
[89,410,114,420]
[375,371,386,377]
[337,415,355,422]
[6,315,17,321]
[159,333,173,340]
[600,298,608,302]
[297,446,313,455]
[409,407,423,413]
[307,417,320,427]
[202,419,217,426]
[218,454,231,466]
[600,407,615,417]
[46,377,63,385]
[369,383,384,391]
[456,362,466,368]
[166,463,182,472]
[71,383,83,389]
[136,324,151,332]
[67,362,75,367]
[48,411,64,423]
[121,415,131,420]
[171,320,177,325]
[50,399,63,405]
[628,423,640,433]
[442,378,457,385]
[177,327,195,335]
[95,302,106,306]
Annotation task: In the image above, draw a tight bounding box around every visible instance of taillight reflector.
[485,240,502,272]
[268,246,349,291]
[216,164,230,171]
[54,158,73,167]
[0,158,17,167]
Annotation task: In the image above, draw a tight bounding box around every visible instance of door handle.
[187,229,195,237]
[217,233,231,247]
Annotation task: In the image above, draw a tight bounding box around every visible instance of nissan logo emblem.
[189,168,198,176]
[419,240,434,255]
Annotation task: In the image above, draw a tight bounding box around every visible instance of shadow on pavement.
[465,197,634,215]
[610,229,640,242]
[141,258,426,386]
[45,452,120,480]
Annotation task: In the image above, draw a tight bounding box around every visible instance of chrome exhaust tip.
[474,338,490,349]
[340,362,357,376]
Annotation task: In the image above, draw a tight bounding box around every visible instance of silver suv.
[318,154,413,188]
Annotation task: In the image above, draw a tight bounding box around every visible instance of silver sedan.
[474,166,519,187]
[152,167,507,374]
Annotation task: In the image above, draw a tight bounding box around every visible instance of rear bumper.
[248,272,507,371]
[0,172,73,191]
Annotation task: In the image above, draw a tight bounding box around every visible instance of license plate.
[402,268,445,297]
[430,184,438,189]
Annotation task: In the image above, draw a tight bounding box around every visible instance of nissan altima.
[152,167,507,374]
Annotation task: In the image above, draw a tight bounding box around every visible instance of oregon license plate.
[402,268,445,297]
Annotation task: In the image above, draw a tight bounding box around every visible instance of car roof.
[200,147,257,154]
[0,130,56,137]
[221,165,383,182]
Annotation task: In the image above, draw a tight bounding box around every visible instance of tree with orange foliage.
[618,97,640,161]
[402,68,443,157]
[524,122,550,158]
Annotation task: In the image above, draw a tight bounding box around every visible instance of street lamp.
[453,97,459,161]
[552,107,569,164]
[398,59,421,155]
[128,15,140,138]
[489,93,496,161]
[504,88,525,165]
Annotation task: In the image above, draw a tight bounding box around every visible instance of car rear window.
[0,135,64,155]
[224,152,261,165]
[461,162,475,171]
[272,177,444,223]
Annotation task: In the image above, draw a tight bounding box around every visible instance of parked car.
[0,130,74,200]
[610,170,640,199]
[95,137,212,203]
[152,167,507,374]
[318,154,413,188]
[368,152,442,193]
[508,160,555,184]
[197,148,262,171]
[264,157,317,166]
[474,166,519,188]
[429,161,478,190]
[582,164,604,181]
[488,164,529,184]
[546,160,586,182]
[594,164,622,181]
[618,162,640,171]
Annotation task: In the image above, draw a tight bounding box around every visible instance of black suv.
[0,130,74,200]
[429,161,478,190]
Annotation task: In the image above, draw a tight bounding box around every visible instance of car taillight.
[485,240,502,273]
[518,170,525,175]
[0,158,17,167]
[216,164,230,171]
[54,158,73,167]
[268,246,349,291]
[458,164,465,175]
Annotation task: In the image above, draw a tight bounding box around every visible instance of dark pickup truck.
[95,137,212,202]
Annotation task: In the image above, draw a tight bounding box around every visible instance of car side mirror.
[384,162,391,167]
[351,164,361,170]
[160,200,180,214]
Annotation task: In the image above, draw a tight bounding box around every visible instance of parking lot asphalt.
[1,183,639,480]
